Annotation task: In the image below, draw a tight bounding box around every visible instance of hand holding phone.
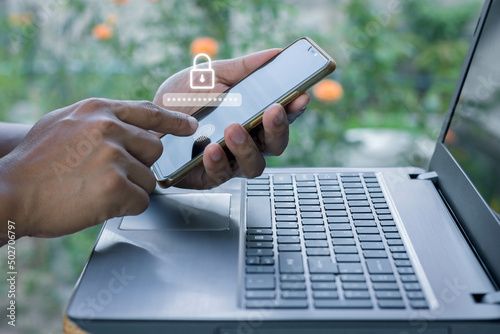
[153,37,335,188]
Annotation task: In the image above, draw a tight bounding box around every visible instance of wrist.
[0,156,32,245]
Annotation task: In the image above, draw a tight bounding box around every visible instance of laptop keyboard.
[244,172,429,310]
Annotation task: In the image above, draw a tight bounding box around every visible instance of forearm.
[0,122,32,158]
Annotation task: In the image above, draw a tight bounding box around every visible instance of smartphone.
[152,37,336,187]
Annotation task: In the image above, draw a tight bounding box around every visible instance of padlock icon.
[190,53,215,89]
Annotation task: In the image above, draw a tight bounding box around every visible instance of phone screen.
[154,39,329,179]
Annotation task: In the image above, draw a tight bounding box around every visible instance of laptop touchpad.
[119,193,231,231]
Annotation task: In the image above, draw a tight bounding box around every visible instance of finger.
[203,143,233,186]
[113,100,198,135]
[261,104,289,156]
[120,181,151,216]
[285,92,310,124]
[118,123,164,167]
[121,150,158,194]
[213,49,281,86]
[224,123,266,178]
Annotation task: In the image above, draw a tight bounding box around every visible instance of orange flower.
[92,24,113,41]
[190,37,219,58]
[106,14,118,25]
[110,0,129,4]
[313,79,343,103]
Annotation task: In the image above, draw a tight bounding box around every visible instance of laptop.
[66,0,500,332]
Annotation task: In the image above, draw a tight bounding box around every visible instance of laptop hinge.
[481,291,500,304]
[416,171,438,184]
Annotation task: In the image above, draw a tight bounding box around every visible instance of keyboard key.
[275,196,295,202]
[363,250,388,258]
[273,185,293,191]
[277,229,299,236]
[325,204,346,210]
[348,201,370,207]
[354,220,377,227]
[344,290,370,299]
[352,214,374,220]
[326,211,348,217]
[247,179,269,185]
[356,227,379,234]
[300,206,321,212]
[375,291,402,299]
[371,275,396,282]
[382,227,398,233]
[328,217,349,224]
[303,226,325,232]
[302,219,324,225]
[247,229,272,235]
[276,209,297,215]
[296,181,316,187]
[331,238,355,245]
[376,209,391,215]
[318,173,338,180]
[300,199,320,206]
[303,233,327,240]
[276,222,298,229]
[322,192,343,198]
[340,274,366,282]
[246,257,260,265]
[261,257,274,265]
[248,185,270,191]
[334,246,358,254]
[247,191,270,196]
[276,215,298,222]
[308,257,338,274]
[341,175,361,181]
[279,253,304,274]
[319,180,339,186]
[302,212,322,219]
[342,282,368,290]
[347,195,367,200]
[278,236,300,244]
[320,186,341,192]
[247,197,272,229]
[372,283,399,290]
[310,274,335,281]
[370,193,384,198]
[366,258,393,274]
[246,249,273,256]
[330,231,354,238]
[246,275,275,290]
[246,299,308,309]
[313,291,339,299]
[398,267,415,275]
[273,175,292,184]
[400,275,418,283]
[343,183,363,188]
[385,233,401,239]
[373,203,388,209]
[278,244,301,252]
[246,290,276,299]
[323,198,344,204]
[407,291,425,299]
[350,207,372,213]
[410,300,428,309]
[387,239,403,246]
[329,223,351,230]
[345,189,365,194]
[281,274,305,282]
[361,242,385,250]
[305,240,328,248]
[298,187,318,193]
[394,260,412,267]
[314,299,372,309]
[247,235,273,242]
[311,282,337,290]
[247,242,273,248]
[246,266,275,274]
[281,282,306,290]
[336,254,360,262]
[298,193,318,199]
[378,299,405,309]
[392,253,409,260]
[358,235,382,242]
[371,198,386,203]
[338,263,363,274]
[295,174,315,181]
[378,215,394,220]
[282,291,307,299]
[306,248,330,256]
[380,220,396,226]
[403,283,421,291]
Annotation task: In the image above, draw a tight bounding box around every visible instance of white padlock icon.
[190,53,215,89]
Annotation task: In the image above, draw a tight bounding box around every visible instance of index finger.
[213,48,281,86]
[113,100,198,136]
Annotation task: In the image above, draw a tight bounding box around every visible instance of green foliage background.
[0,0,481,332]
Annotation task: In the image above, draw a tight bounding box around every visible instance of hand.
[153,49,310,189]
[0,98,198,242]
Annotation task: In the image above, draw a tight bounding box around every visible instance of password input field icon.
[162,93,242,107]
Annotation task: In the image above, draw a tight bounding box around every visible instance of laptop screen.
[444,0,500,214]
